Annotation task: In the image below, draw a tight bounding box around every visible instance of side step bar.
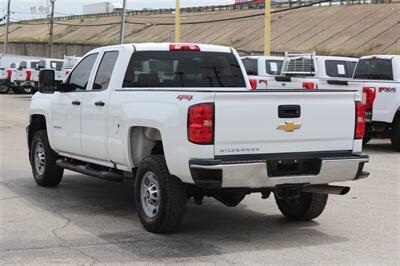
[56,159,124,182]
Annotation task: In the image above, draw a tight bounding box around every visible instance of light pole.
[264,0,271,56]
[3,0,11,54]
[175,0,181,43]
[49,0,55,57]
[119,0,127,44]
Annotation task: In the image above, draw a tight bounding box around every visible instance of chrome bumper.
[190,153,369,189]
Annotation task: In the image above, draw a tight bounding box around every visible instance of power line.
[2,0,343,28]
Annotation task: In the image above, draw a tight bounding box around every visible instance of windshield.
[353,58,393,80]
[241,58,258,75]
[123,51,246,88]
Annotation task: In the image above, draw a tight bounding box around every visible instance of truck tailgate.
[214,91,356,156]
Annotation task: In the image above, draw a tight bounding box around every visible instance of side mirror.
[39,69,55,93]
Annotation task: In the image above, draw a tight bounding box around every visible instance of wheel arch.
[128,126,164,167]
[28,114,47,154]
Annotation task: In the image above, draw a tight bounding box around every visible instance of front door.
[50,53,99,156]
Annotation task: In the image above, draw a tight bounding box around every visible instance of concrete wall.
[5,42,99,59]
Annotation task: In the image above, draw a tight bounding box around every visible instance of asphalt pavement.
[0,95,399,265]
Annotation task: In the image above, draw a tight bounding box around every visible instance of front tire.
[390,116,400,151]
[275,192,328,221]
[30,130,64,187]
[135,155,186,233]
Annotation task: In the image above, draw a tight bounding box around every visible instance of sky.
[1,0,235,21]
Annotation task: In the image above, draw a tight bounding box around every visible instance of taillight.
[26,70,32,81]
[355,101,366,139]
[188,103,214,144]
[362,87,376,110]
[65,70,70,75]
[169,44,200,51]
[249,79,257,90]
[302,82,316,90]
[7,69,12,78]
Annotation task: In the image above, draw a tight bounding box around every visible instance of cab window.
[92,51,119,91]
[67,53,98,91]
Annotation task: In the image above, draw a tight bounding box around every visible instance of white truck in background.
[244,52,358,90]
[241,56,284,89]
[13,60,40,94]
[28,43,369,233]
[345,55,400,150]
[31,58,64,93]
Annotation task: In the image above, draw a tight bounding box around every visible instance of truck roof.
[91,43,233,53]
[360,55,399,60]
[240,55,285,60]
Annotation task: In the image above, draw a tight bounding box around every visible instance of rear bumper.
[189,152,369,189]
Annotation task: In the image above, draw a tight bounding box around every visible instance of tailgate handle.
[278,105,301,118]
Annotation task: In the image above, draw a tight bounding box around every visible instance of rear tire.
[0,83,9,94]
[30,130,64,187]
[275,192,328,221]
[390,116,400,151]
[135,155,186,233]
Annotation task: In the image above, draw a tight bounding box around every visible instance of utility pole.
[264,0,271,56]
[119,0,127,44]
[3,0,11,54]
[175,0,181,43]
[49,0,55,57]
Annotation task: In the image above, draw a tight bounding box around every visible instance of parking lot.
[0,95,399,264]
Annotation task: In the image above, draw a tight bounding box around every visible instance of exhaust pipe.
[302,185,350,195]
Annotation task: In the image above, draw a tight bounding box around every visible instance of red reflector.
[188,103,214,144]
[249,79,257,90]
[302,82,316,90]
[362,87,376,110]
[7,69,12,78]
[26,70,32,81]
[355,101,366,139]
[169,44,200,51]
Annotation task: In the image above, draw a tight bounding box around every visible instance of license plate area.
[267,158,321,177]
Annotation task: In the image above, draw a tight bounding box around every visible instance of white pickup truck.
[342,55,400,150]
[245,53,358,90]
[13,60,39,94]
[31,59,64,93]
[27,43,369,233]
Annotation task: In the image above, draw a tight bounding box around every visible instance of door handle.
[95,101,105,107]
[71,100,81,106]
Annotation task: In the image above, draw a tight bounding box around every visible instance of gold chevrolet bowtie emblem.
[277,122,301,132]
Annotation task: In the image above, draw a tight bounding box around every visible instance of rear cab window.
[50,61,64,70]
[123,51,246,88]
[325,60,357,78]
[241,58,258,75]
[265,60,283,75]
[353,58,393,80]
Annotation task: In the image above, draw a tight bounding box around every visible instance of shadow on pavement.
[1,172,348,259]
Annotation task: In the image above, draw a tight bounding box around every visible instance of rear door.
[214,91,356,156]
[81,50,119,161]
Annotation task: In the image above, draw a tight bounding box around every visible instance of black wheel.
[22,86,32,94]
[0,84,9,94]
[274,192,328,221]
[30,130,64,187]
[390,116,400,151]
[135,155,186,233]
